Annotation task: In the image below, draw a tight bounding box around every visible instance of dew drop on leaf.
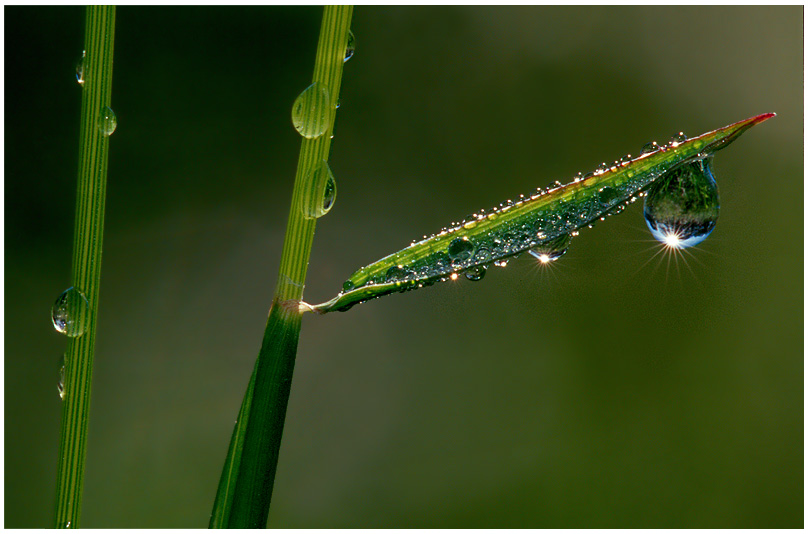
[640,141,659,155]
[643,157,719,249]
[465,265,487,281]
[99,106,117,136]
[291,82,331,139]
[448,237,474,261]
[51,287,89,338]
[670,132,687,146]
[528,233,572,263]
[344,30,356,62]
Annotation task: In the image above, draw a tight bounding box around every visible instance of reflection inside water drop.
[58,353,66,401]
[643,157,719,249]
[76,50,85,86]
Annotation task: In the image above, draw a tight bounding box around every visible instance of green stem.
[210,6,353,528]
[54,5,115,529]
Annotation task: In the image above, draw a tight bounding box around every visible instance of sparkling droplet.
[301,160,337,219]
[670,132,687,146]
[57,353,66,401]
[528,233,572,263]
[448,237,474,261]
[335,99,341,109]
[640,142,659,155]
[51,287,90,337]
[76,50,85,86]
[494,259,509,268]
[644,157,719,249]
[344,30,356,62]
[99,106,117,136]
[291,82,331,139]
[596,162,608,174]
[342,280,356,293]
[465,265,487,281]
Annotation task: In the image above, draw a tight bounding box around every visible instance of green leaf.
[310,113,775,314]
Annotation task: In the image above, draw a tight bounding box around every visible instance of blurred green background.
[5,6,802,528]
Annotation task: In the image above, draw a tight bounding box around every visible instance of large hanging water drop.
[344,30,356,62]
[291,82,331,139]
[99,106,117,136]
[643,157,719,249]
[528,233,572,263]
[301,160,337,219]
[51,287,90,337]
[76,50,86,86]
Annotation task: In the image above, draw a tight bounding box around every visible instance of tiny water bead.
[51,287,90,338]
[528,233,572,263]
[344,30,356,62]
[670,132,687,146]
[301,160,337,219]
[643,157,720,249]
[57,354,66,401]
[291,82,331,139]
[76,50,85,86]
[99,106,117,136]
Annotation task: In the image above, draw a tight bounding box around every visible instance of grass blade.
[210,6,354,528]
[53,5,116,529]
[310,113,774,313]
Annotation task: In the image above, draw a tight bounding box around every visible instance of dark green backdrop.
[5,6,803,528]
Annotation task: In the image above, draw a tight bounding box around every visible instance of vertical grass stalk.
[53,5,115,529]
[210,5,353,528]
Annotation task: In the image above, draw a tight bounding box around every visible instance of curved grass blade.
[310,113,774,314]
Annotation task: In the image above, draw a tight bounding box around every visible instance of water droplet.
[640,142,659,155]
[301,160,337,219]
[473,248,491,262]
[465,265,487,281]
[644,157,719,249]
[528,233,572,263]
[335,99,341,109]
[494,259,509,268]
[99,106,117,136]
[342,280,356,292]
[596,162,608,174]
[598,186,621,206]
[76,50,85,86]
[448,237,474,261]
[51,287,90,337]
[291,82,331,139]
[385,265,408,282]
[57,354,66,401]
[344,30,356,62]
[670,132,687,146]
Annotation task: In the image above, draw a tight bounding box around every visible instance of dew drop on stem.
[76,50,85,86]
[51,287,90,338]
[57,353,66,401]
[301,160,337,219]
[640,141,659,155]
[643,157,719,249]
[344,30,356,62]
[99,106,117,136]
[291,82,331,139]
[464,265,487,281]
